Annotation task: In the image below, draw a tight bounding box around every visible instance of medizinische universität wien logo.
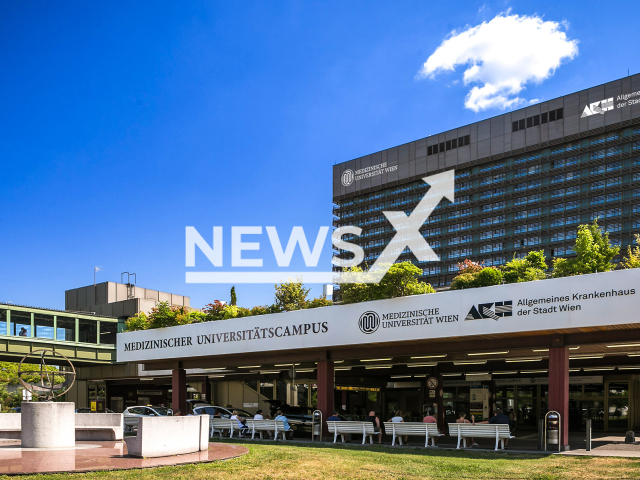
[358,311,380,334]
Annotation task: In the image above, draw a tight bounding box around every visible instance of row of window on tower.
[427,135,471,156]
[512,108,564,132]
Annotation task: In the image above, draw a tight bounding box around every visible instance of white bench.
[383,422,443,447]
[0,413,21,439]
[210,418,241,438]
[245,419,290,440]
[124,415,209,458]
[327,421,375,444]
[448,423,514,450]
[75,413,123,441]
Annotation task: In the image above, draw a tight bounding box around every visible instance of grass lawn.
[4,440,640,480]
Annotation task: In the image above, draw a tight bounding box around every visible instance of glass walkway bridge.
[0,302,121,366]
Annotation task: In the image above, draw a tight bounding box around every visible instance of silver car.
[123,405,173,432]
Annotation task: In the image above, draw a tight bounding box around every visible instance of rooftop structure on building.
[65,281,189,320]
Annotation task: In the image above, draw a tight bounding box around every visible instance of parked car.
[191,405,254,437]
[186,399,210,413]
[123,405,173,432]
[8,407,20,413]
[192,405,253,419]
[266,400,314,426]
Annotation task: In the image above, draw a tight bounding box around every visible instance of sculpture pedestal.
[21,402,75,448]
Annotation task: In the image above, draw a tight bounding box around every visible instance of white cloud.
[417,13,579,112]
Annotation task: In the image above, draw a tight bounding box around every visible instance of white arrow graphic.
[338,170,455,284]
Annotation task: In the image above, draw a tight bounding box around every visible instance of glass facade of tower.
[332,75,640,288]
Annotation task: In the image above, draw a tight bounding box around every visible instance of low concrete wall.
[75,413,124,441]
[21,402,75,448]
[0,412,125,441]
[124,415,209,458]
[0,413,22,439]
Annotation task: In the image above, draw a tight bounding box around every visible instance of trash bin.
[547,412,559,445]
[312,410,322,441]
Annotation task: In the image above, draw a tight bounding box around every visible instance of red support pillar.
[172,368,187,415]
[548,346,569,450]
[317,360,334,440]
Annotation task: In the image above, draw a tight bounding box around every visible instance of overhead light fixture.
[465,372,489,376]
[468,351,509,356]
[238,365,262,369]
[259,370,282,374]
[208,374,225,378]
[608,343,640,348]
[505,357,542,363]
[442,373,462,377]
[569,369,580,372]
[205,367,226,371]
[583,367,614,371]
[274,363,300,367]
[628,354,640,357]
[390,375,411,379]
[569,354,604,360]
[333,360,344,363]
[520,369,547,374]
[141,378,155,381]
[361,358,393,362]
[296,369,315,373]
[453,360,487,365]
[492,371,518,375]
[335,367,352,371]
[410,355,447,359]
[618,366,640,370]
[408,363,437,367]
[365,365,392,369]
[532,347,580,352]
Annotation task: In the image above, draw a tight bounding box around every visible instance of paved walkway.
[218,430,640,458]
[0,441,248,475]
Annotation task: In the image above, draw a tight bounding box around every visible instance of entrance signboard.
[117,269,640,363]
[494,375,603,386]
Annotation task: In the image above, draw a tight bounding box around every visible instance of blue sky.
[1,1,639,311]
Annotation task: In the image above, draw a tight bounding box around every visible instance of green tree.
[623,234,640,269]
[502,250,547,283]
[475,267,503,286]
[340,262,434,303]
[305,297,333,309]
[339,266,377,304]
[222,305,239,319]
[450,272,477,290]
[125,302,204,331]
[553,219,620,277]
[125,311,149,331]
[230,286,237,306]
[0,362,65,387]
[450,258,504,290]
[379,262,436,298]
[274,279,310,311]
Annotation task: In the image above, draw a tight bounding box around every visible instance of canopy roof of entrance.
[118,269,640,377]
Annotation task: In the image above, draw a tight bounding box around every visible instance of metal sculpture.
[17,349,76,401]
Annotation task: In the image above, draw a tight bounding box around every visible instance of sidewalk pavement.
[220,430,640,458]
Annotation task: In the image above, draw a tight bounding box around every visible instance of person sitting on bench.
[473,408,511,448]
